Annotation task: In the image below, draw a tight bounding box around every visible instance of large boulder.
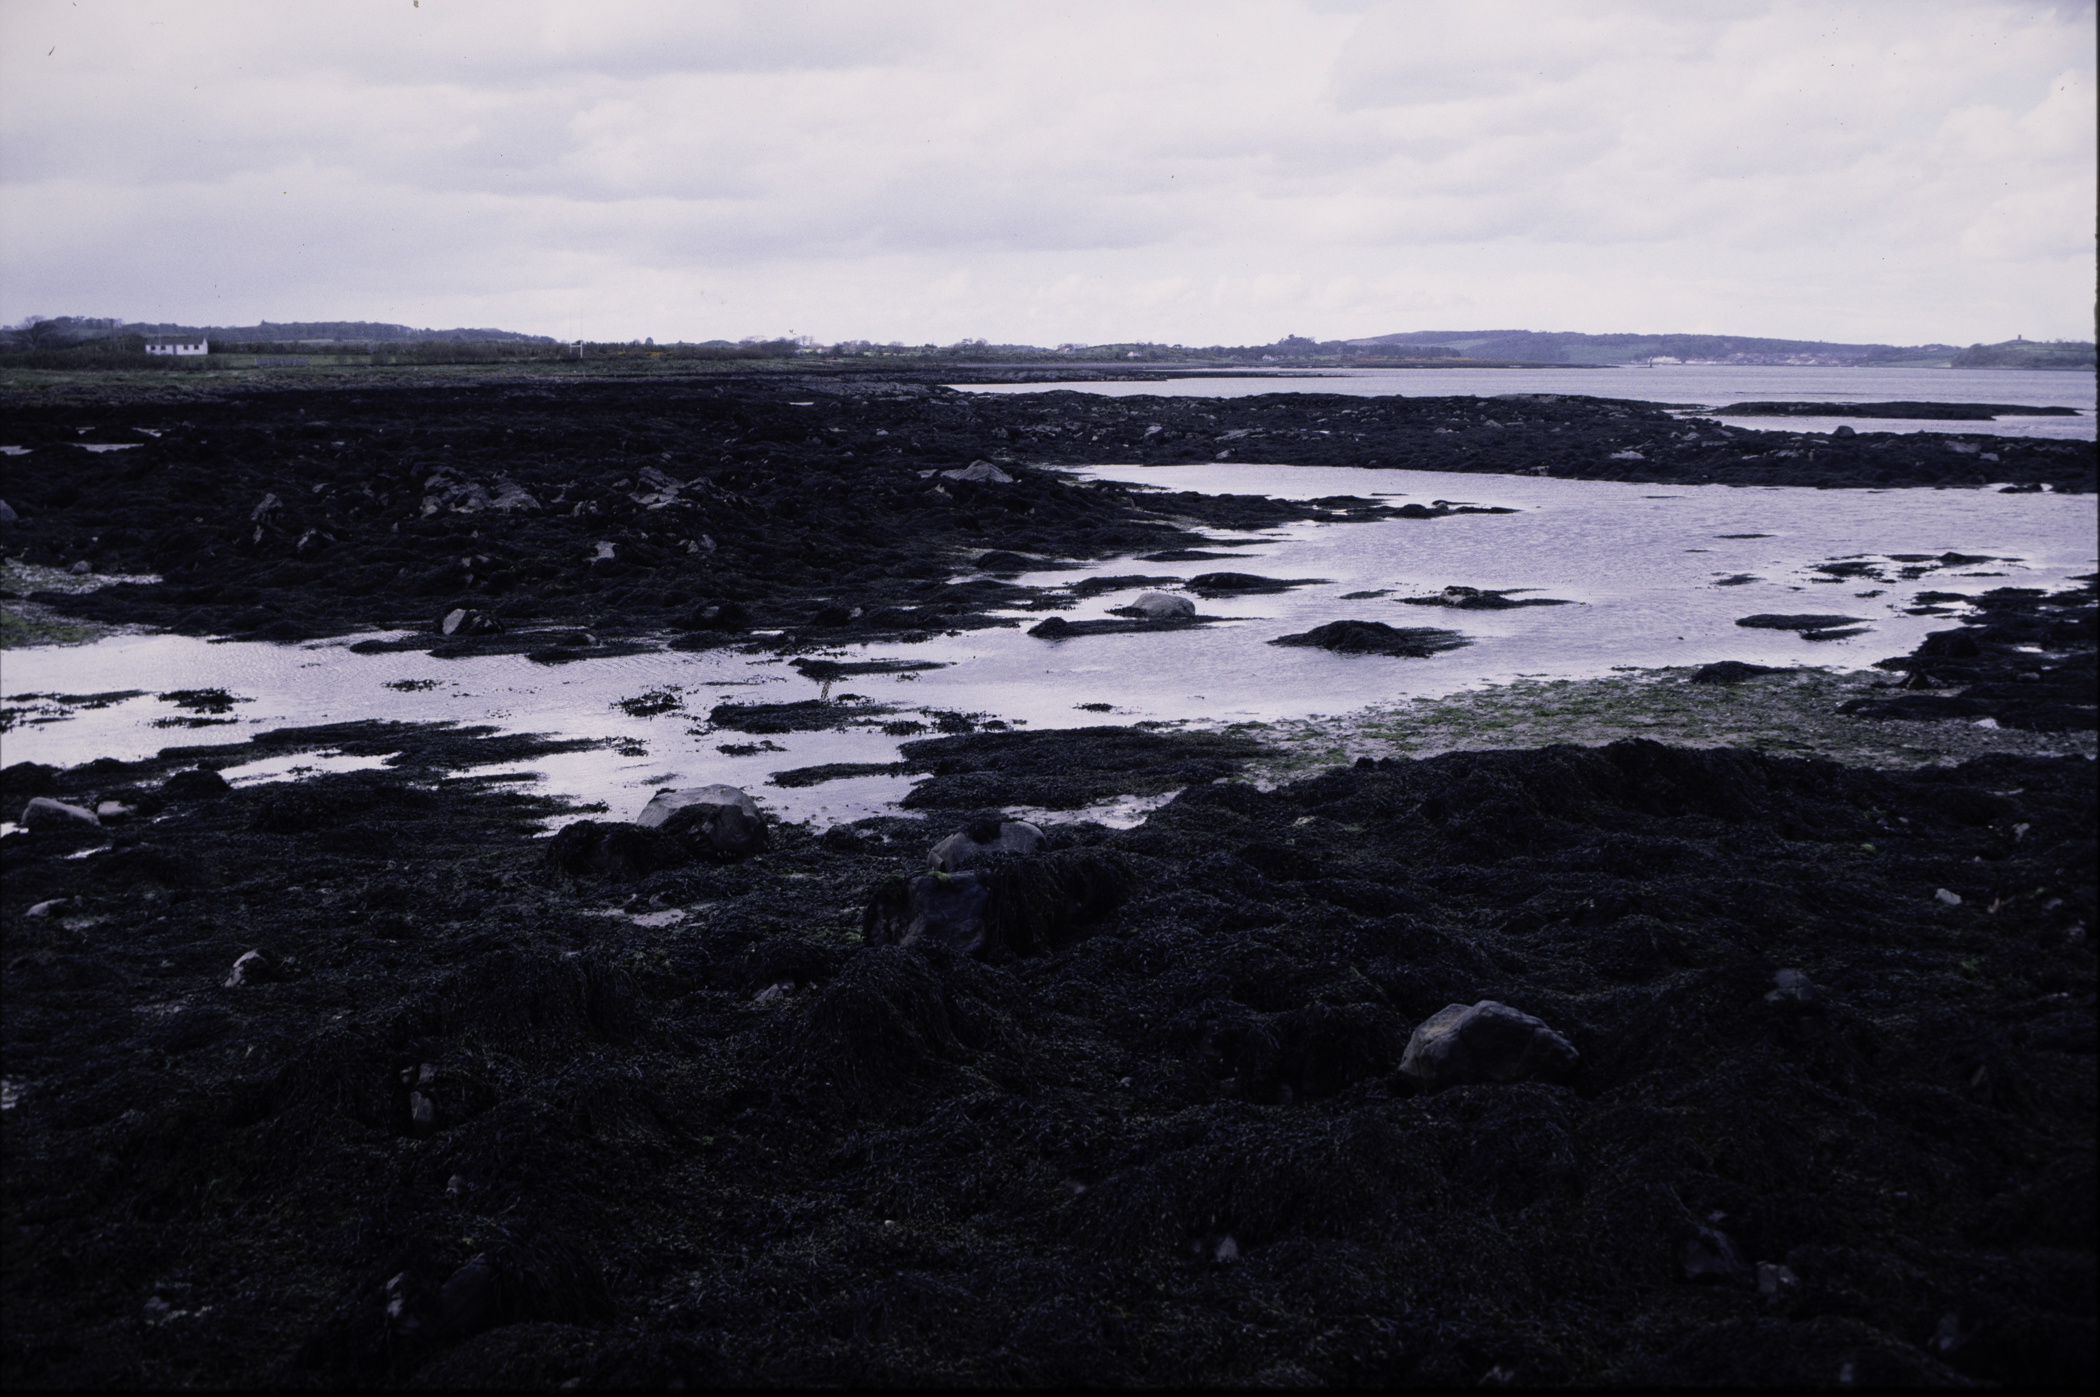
[543,820,691,882]
[864,847,1133,959]
[638,785,768,861]
[1397,1000,1579,1091]
[20,796,100,831]
[864,870,994,954]
[1124,591,1195,620]
[928,817,1044,873]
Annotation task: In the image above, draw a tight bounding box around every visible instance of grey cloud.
[0,0,2090,343]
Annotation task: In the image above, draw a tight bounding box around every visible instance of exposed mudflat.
[2,372,2094,1388]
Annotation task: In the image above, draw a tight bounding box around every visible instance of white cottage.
[144,337,208,356]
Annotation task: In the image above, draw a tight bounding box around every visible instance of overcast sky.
[2,0,2092,345]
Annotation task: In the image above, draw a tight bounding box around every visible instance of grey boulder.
[439,607,503,637]
[638,784,768,861]
[1126,591,1196,620]
[1398,999,1579,1091]
[929,818,1044,873]
[941,461,1014,484]
[20,796,100,830]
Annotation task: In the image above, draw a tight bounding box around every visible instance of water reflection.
[4,466,2091,827]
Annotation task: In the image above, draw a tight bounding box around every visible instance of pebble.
[222,950,268,988]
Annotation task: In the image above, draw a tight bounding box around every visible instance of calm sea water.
[6,462,2092,830]
[953,365,2097,440]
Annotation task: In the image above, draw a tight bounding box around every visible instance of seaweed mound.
[1269,619,1469,656]
[2,731,2094,1387]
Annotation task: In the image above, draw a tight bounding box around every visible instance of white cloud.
[0,0,2090,343]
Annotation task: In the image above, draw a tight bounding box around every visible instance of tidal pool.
[3,465,2091,827]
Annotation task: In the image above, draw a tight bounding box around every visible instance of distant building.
[145,337,208,356]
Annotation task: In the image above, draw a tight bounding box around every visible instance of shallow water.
[3,465,2092,828]
[953,365,2098,440]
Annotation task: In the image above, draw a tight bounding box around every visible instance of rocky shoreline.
[2,371,2094,1387]
[1,371,2090,659]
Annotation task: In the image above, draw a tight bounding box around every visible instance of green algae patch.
[1211,666,2098,784]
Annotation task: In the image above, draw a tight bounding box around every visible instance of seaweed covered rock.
[438,606,503,637]
[1268,619,1469,657]
[162,767,231,799]
[1397,1000,1580,1091]
[543,819,691,882]
[1691,660,1786,684]
[637,784,769,861]
[928,817,1044,872]
[863,847,1133,958]
[1735,613,1865,632]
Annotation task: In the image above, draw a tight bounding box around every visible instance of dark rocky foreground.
[3,373,2095,1387]
[1,372,2090,656]
[3,714,2094,1387]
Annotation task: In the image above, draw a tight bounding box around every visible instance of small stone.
[438,607,502,637]
[163,768,231,799]
[20,796,100,830]
[1765,968,1816,1004]
[1397,1000,1579,1091]
[1213,1235,1239,1264]
[752,981,793,1004]
[438,1256,499,1336]
[1935,888,1962,906]
[95,800,134,821]
[1757,1262,1799,1299]
[223,950,271,988]
[1682,1225,1746,1283]
[26,898,72,918]
[409,1092,436,1126]
[446,1175,467,1197]
[69,560,92,575]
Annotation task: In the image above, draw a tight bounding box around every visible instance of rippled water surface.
[4,465,2093,827]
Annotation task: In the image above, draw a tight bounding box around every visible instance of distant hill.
[5,315,556,348]
[134,319,559,345]
[1346,329,1961,367]
[1949,338,2096,370]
